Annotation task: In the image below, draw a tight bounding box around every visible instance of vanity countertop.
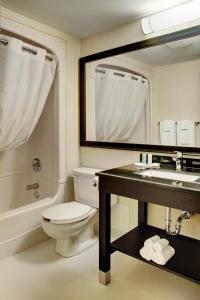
[96,164,200,194]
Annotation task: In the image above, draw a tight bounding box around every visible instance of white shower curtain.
[95,69,149,142]
[0,35,57,151]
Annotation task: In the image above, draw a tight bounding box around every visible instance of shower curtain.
[95,69,149,142]
[0,35,57,151]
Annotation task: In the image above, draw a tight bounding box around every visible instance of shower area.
[0,17,66,259]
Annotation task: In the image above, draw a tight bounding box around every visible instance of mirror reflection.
[85,35,200,147]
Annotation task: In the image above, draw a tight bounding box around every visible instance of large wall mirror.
[80,25,200,153]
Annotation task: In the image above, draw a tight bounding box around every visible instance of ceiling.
[125,35,200,67]
[2,0,188,38]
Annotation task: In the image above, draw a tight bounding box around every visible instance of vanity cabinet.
[97,164,200,285]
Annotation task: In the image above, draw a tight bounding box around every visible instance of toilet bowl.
[41,167,102,257]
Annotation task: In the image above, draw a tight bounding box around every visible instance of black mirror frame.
[80,25,200,154]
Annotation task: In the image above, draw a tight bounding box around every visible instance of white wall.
[0,82,56,213]
[152,59,200,146]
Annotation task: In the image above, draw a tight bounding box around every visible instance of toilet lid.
[42,202,92,224]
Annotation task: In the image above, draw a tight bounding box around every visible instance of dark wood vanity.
[97,164,200,285]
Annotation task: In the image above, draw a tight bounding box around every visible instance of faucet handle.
[173,151,182,159]
[172,151,183,171]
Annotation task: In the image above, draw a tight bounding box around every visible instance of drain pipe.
[165,207,193,236]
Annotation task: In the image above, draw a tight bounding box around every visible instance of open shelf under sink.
[110,225,200,283]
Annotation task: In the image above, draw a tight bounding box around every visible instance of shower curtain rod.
[96,68,147,83]
[0,38,53,61]
[96,64,148,80]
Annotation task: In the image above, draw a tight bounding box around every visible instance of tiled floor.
[0,239,199,300]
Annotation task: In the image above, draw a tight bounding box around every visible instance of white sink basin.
[138,170,199,182]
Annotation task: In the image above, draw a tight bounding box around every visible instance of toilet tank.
[72,167,103,208]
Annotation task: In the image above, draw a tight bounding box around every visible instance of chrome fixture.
[172,151,182,171]
[32,158,42,172]
[165,207,193,236]
[26,182,39,190]
[95,64,148,80]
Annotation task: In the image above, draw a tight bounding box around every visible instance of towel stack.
[159,120,196,146]
[139,235,175,265]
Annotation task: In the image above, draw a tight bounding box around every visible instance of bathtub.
[0,17,67,260]
[0,180,65,260]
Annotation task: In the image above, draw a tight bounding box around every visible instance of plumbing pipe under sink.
[165,207,193,236]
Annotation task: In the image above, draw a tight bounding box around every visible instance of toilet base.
[56,236,98,257]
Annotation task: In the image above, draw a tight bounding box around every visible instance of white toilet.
[41,167,102,257]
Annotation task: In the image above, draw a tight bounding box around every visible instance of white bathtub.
[0,181,65,260]
[0,17,67,260]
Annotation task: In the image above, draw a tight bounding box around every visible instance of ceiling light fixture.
[141,0,200,35]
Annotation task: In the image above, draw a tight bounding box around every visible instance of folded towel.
[159,120,176,146]
[152,245,175,265]
[153,238,169,253]
[144,235,160,247]
[139,245,154,261]
[177,120,195,146]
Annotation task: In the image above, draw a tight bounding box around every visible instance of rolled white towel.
[139,245,154,261]
[152,245,175,265]
[153,238,169,253]
[144,235,160,247]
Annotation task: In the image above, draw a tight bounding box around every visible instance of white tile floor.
[0,239,199,300]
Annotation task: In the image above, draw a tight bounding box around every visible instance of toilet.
[41,167,103,257]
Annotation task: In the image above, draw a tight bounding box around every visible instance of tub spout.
[26,183,39,190]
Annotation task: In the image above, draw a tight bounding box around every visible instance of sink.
[137,169,199,182]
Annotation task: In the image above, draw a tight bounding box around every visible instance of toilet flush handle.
[91,177,98,188]
[92,180,97,187]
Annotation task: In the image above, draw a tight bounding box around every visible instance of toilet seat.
[42,202,92,224]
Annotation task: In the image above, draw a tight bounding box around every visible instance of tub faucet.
[26,183,39,190]
[172,151,182,171]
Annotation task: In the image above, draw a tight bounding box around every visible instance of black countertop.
[97,164,200,194]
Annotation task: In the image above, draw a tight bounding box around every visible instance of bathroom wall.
[152,59,200,146]
[1,7,81,202]
[0,83,56,213]
[81,19,200,239]
[26,84,57,201]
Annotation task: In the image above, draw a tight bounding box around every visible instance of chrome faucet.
[172,151,182,171]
